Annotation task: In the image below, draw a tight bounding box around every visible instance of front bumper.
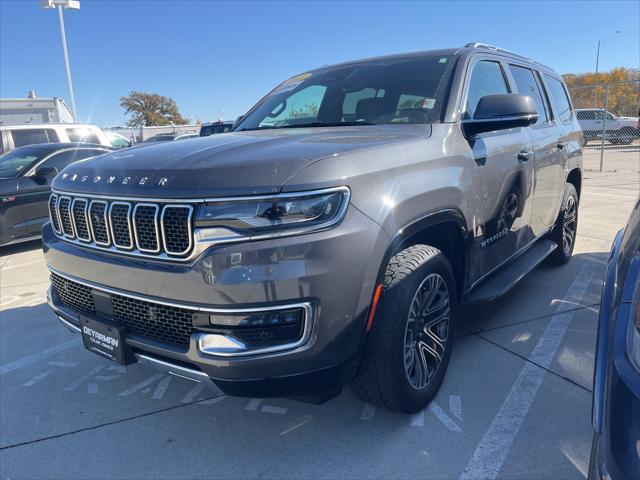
[43,206,389,398]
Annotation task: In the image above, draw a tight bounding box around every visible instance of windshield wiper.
[238,121,375,131]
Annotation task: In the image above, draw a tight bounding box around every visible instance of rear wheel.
[548,183,578,265]
[353,245,457,413]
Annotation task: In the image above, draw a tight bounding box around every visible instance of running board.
[465,239,557,304]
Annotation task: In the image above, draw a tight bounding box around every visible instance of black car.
[0,143,112,246]
[199,121,234,137]
[590,197,640,479]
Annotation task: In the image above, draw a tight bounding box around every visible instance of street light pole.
[40,0,80,121]
[56,4,77,121]
[593,30,621,108]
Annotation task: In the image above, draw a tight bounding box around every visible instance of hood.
[52,125,430,198]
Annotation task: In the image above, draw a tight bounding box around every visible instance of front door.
[462,59,536,282]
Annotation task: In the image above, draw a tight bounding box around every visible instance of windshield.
[0,147,45,178]
[235,54,456,131]
[144,135,176,142]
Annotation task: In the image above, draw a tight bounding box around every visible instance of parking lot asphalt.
[0,171,638,480]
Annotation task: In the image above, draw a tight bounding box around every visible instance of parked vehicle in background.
[199,121,234,137]
[0,143,112,246]
[103,131,132,149]
[44,43,583,413]
[0,124,111,155]
[576,109,637,145]
[143,132,199,143]
[590,197,640,480]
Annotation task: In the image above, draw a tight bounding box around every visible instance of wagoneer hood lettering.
[53,125,430,197]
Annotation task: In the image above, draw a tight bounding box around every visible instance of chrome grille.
[89,201,110,245]
[109,202,133,249]
[133,204,159,252]
[71,198,90,241]
[50,272,194,347]
[49,195,61,234]
[58,196,74,237]
[161,205,193,255]
[49,192,193,259]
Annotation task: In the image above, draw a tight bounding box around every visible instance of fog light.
[209,308,303,328]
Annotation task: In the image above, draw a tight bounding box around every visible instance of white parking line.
[246,399,262,411]
[152,375,172,400]
[0,259,45,271]
[460,261,597,480]
[429,402,461,432]
[411,410,425,427]
[23,368,56,387]
[0,338,79,375]
[450,395,462,421]
[117,373,164,397]
[65,365,104,392]
[181,383,205,403]
[261,405,287,415]
[360,403,376,420]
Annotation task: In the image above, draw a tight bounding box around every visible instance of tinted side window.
[65,127,100,144]
[11,129,57,148]
[465,61,509,119]
[576,110,592,120]
[544,75,573,123]
[44,149,106,172]
[509,65,548,124]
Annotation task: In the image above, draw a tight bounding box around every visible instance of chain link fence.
[567,80,640,172]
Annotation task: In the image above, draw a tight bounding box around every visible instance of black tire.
[353,245,457,413]
[548,183,579,265]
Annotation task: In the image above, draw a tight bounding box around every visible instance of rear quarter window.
[544,75,573,124]
[11,129,58,148]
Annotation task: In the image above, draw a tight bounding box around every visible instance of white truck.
[576,108,639,145]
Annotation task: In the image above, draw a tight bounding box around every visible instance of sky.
[1,0,638,126]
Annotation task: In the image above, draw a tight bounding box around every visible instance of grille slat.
[109,202,133,249]
[161,206,193,255]
[71,199,90,241]
[88,201,110,246]
[49,195,61,233]
[58,197,74,238]
[50,193,193,258]
[50,272,193,347]
[133,204,160,252]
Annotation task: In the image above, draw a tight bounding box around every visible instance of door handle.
[557,141,567,150]
[517,150,533,161]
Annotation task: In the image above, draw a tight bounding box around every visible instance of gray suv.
[44,43,583,413]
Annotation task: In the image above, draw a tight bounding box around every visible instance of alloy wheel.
[562,195,577,254]
[403,273,451,390]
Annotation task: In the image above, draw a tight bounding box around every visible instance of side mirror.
[34,166,58,184]
[462,94,538,138]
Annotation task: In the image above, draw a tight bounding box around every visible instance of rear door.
[507,64,566,237]
[19,148,110,235]
[463,58,535,279]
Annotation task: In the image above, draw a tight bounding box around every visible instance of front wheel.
[548,183,579,265]
[353,245,457,413]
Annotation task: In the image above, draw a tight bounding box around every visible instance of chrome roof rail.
[463,42,553,71]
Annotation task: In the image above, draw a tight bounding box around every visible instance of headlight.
[195,187,349,240]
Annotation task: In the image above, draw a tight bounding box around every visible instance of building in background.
[0,92,74,125]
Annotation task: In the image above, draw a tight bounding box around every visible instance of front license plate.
[80,316,132,365]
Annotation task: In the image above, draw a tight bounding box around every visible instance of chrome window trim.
[47,266,314,358]
[108,201,134,250]
[49,194,62,234]
[88,200,111,247]
[70,197,91,242]
[160,204,193,256]
[132,203,161,253]
[58,196,76,238]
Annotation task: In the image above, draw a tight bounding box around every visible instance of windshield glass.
[235,54,456,131]
[0,148,44,178]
